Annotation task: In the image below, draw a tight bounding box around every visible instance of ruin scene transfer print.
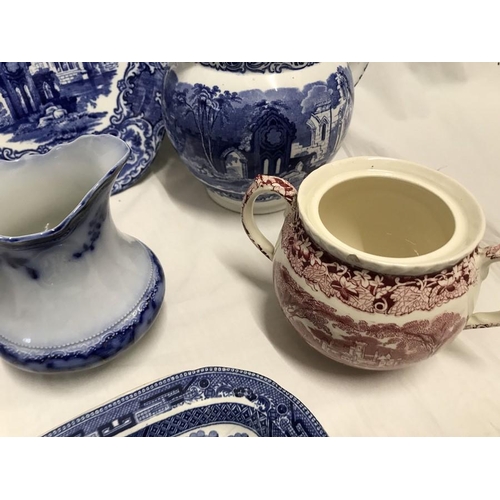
[0,62,166,194]
[281,209,479,316]
[163,65,354,195]
[275,264,466,368]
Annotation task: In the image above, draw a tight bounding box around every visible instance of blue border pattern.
[44,367,327,437]
[0,249,165,373]
[106,62,166,194]
[198,63,318,74]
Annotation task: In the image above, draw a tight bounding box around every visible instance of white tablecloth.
[2,62,500,437]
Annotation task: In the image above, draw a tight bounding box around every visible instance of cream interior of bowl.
[318,176,456,258]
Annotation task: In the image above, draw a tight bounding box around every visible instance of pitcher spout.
[0,134,130,244]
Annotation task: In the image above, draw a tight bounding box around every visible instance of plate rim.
[43,366,328,437]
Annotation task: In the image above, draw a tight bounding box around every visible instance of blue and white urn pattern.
[0,62,166,194]
[162,62,355,212]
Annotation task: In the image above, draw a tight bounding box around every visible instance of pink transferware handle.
[466,244,500,329]
[241,175,297,261]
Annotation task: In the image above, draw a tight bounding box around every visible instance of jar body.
[273,205,480,370]
[162,63,355,213]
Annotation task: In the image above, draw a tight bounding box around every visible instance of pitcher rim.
[297,156,486,275]
[0,134,130,244]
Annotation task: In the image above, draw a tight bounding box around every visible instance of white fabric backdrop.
[2,62,500,436]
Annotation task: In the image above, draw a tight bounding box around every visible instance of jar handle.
[466,245,500,328]
[348,62,369,86]
[241,175,297,261]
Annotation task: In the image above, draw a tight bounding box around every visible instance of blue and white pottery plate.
[44,367,327,437]
[0,62,166,194]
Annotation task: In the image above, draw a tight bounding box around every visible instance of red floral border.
[281,208,478,316]
[242,175,297,206]
[486,244,500,260]
[275,264,466,368]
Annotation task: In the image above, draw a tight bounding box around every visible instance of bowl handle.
[241,175,297,261]
[466,245,500,329]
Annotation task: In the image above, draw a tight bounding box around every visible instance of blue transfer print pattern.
[0,249,165,373]
[0,253,39,279]
[198,62,318,74]
[44,367,327,437]
[72,202,107,259]
[163,64,354,201]
[129,403,263,437]
[189,430,219,437]
[187,430,248,437]
[0,63,166,194]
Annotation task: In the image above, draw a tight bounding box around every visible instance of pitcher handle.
[241,175,297,261]
[466,245,500,328]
